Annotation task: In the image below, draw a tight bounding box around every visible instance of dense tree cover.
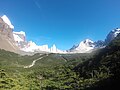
[74,34,120,89]
[0,34,120,90]
[0,50,88,90]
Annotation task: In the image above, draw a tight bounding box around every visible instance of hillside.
[0,34,120,90]
[74,34,120,89]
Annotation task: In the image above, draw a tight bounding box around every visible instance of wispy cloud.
[33,0,41,10]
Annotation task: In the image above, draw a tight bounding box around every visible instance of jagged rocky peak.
[105,28,120,44]
[83,39,94,43]
[50,44,57,52]
[81,39,94,46]
[69,39,95,53]
[94,40,105,48]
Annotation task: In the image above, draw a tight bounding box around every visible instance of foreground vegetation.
[1,34,120,90]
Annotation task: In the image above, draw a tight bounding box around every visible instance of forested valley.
[1,34,120,90]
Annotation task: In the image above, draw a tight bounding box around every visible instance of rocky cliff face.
[0,17,13,39]
[0,15,19,53]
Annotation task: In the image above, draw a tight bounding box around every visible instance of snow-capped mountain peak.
[105,28,120,44]
[81,39,94,46]
[78,39,94,49]
[1,15,14,29]
[83,39,94,43]
[69,39,95,53]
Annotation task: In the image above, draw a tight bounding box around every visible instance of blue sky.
[0,0,120,50]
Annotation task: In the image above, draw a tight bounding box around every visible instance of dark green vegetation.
[0,34,120,90]
[0,49,92,90]
[74,34,120,90]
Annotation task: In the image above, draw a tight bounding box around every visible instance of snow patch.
[1,15,14,29]
[13,31,26,36]
[13,34,24,42]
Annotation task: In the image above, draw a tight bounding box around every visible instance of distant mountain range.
[0,15,120,54]
[69,28,120,53]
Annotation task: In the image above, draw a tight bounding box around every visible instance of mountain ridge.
[0,15,120,54]
[69,28,120,53]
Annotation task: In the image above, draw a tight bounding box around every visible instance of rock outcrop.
[0,15,19,53]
